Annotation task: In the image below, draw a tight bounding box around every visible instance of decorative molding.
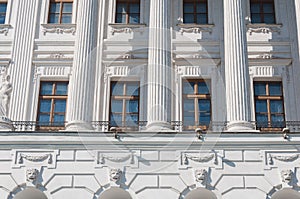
[109,23,146,35]
[272,154,299,162]
[41,24,76,35]
[177,24,214,35]
[99,153,133,164]
[95,151,139,169]
[247,24,282,35]
[48,53,66,59]
[34,66,72,79]
[0,24,11,36]
[26,168,39,182]
[19,153,51,163]
[109,168,123,183]
[183,153,215,165]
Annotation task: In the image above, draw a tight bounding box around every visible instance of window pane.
[116,14,124,23]
[251,14,262,23]
[50,2,60,13]
[129,3,139,13]
[126,83,139,96]
[126,100,138,113]
[196,3,207,13]
[196,14,207,24]
[184,112,195,126]
[112,82,124,95]
[250,3,260,13]
[53,114,65,124]
[41,82,53,95]
[255,100,267,113]
[61,14,72,23]
[126,114,138,125]
[270,100,283,113]
[183,82,195,94]
[62,3,73,12]
[49,14,59,23]
[198,82,209,94]
[198,99,210,112]
[199,113,211,125]
[184,99,194,111]
[183,14,194,23]
[0,15,5,24]
[110,114,122,126]
[254,83,266,96]
[0,3,7,13]
[111,100,123,112]
[269,83,281,95]
[116,3,127,13]
[56,83,68,95]
[54,100,66,112]
[263,3,273,13]
[38,114,50,123]
[271,115,285,127]
[129,13,140,23]
[264,13,275,24]
[183,3,194,13]
[256,114,268,127]
[40,100,52,112]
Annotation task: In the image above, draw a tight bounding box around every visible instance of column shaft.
[66,0,97,131]
[224,0,254,131]
[146,0,172,131]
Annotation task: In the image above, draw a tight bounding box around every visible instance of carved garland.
[248,27,281,35]
[183,153,217,165]
[180,27,213,35]
[18,153,52,164]
[268,154,299,165]
[0,27,9,36]
[98,153,134,164]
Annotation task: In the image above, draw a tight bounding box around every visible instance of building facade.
[0,0,300,198]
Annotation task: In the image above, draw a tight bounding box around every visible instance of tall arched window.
[271,189,300,199]
[185,187,217,199]
[99,188,132,199]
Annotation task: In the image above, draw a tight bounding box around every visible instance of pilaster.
[66,0,98,131]
[223,0,255,131]
[9,0,39,121]
[146,0,172,131]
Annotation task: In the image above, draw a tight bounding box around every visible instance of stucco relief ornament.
[195,169,208,186]
[110,168,122,183]
[26,168,38,182]
[281,169,293,184]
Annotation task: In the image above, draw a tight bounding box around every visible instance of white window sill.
[176,23,214,34]
[247,23,282,35]
[41,24,76,35]
[108,23,146,35]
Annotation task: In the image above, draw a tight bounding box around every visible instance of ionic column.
[66,0,97,131]
[224,0,254,131]
[146,0,172,131]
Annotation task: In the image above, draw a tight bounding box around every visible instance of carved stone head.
[26,168,38,182]
[110,168,122,183]
[195,169,208,184]
[281,169,293,183]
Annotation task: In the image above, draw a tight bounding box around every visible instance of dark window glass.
[254,82,285,129]
[0,3,7,24]
[182,79,211,130]
[115,0,140,24]
[183,0,208,24]
[48,1,73,24]
[37,81,68,129]
[110,82,139,129]
[250,0,275,24]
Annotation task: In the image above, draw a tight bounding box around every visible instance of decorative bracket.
[41,24,76,35]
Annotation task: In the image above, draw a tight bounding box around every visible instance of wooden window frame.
[0,1,7,24]
[250,0,276,24]
[182,79,211,130]
[109,81,140,130]
[48,0,73,24]
[115,0,140,24]
[37,81,68,130]
[254,81,285,131]
[183,0,208,24]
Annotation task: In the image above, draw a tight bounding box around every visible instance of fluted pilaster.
[9,0,38,121]
[66,0,98,131]
[224,0,254,131]
[146,0,172,131]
